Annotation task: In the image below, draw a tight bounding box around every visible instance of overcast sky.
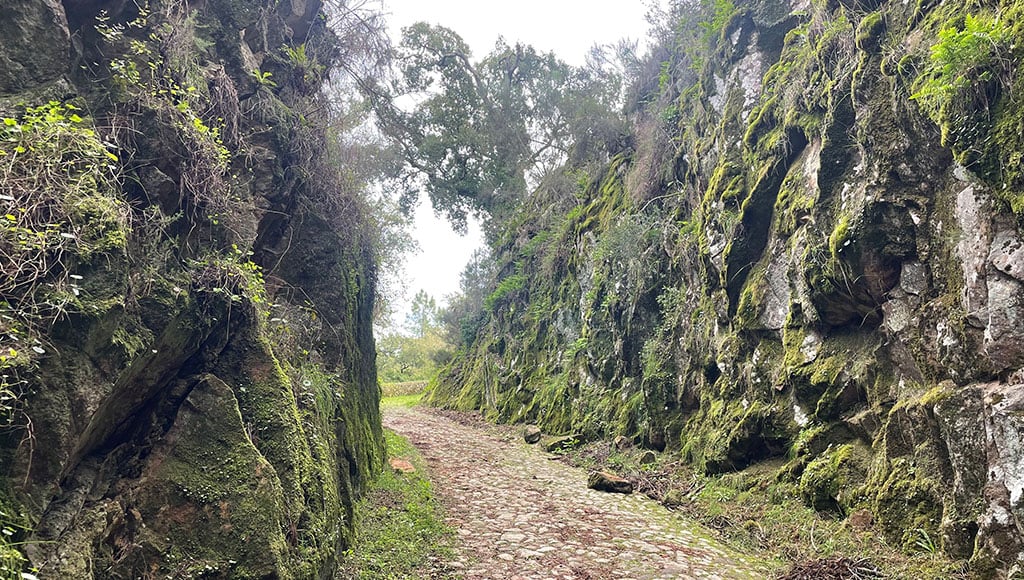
[383,0,654,329]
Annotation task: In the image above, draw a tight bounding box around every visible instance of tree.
[376,290,451,382]
[405,289,442,338]
[375,330,448,382]
[441,248,496,346]
[364,23,625,231]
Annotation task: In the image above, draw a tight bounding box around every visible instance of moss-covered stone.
[855,11,886,52]
[798,443,869,512]
[133,376,292,578]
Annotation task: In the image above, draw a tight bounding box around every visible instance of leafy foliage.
[911,13,1011,118]
[0,102,129,426]
[365,23,624,231]
[441,247,496,346]
[405,290,443,338]
[377,291,452,383]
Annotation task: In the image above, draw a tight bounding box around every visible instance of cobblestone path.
[383,405,765,580]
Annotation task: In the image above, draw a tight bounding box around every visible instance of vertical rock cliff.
[431,0,1024,575]
[0,0,383,577]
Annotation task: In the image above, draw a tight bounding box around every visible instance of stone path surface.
[383,405,765,580]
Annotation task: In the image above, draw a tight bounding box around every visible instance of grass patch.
[381,392,424,410]
[339,429,457,579]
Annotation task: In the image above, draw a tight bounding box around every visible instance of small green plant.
[286,43,309,67]
[1,491,37,580]
[251,68,277,87]
[910,13,1010,118]
[484,273,527,312]
[191,244,266,306]
[913,527,938,554]
[699,0,737,42]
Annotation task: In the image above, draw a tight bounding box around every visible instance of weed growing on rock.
[0,101,129,425]
[911,13,1011,118]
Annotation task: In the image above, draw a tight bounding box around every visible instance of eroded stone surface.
[385,406,763,580]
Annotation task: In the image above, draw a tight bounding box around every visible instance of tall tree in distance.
[405,289,442,338]
[376,289,451,383]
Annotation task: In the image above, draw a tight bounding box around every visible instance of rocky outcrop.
[430,0,1024,575]
[0,0,69,94]
[0,0,382,576]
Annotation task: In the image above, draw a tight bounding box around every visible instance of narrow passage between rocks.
[383,406,765,580]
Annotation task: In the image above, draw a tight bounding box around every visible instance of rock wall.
[431,0,1024,575]
[0,0,383,577]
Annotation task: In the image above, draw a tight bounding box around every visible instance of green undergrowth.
[338,427,456,579]
[381,392,425,409]
[559,440,968,579]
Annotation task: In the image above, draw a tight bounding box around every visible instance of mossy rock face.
[127,376,292,578]
[430,0,1024,572]
[871,457,944,551]
[0,0,382,575]
[863,397,955,552]
[798,443,868,512]
[682,399,795,474]
[0,0,69,95]
[855,11,886,52]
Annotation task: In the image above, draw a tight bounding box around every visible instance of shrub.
[0,102,129,423]
[911,13,1011,123]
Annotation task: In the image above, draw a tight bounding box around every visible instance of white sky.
[384,0,654,329]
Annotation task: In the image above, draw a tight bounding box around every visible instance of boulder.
[588,471,633,494]
[0,0,69,95]
[544,434,582,452]
[639,450,657,465]
[523,425,542,444]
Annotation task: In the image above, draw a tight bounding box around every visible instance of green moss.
[68,194,130,257]
[735,264,768,328]
[148,376,293,578]
[870,457,943,552]
[781,325,809,370]
[111,326,146,360]
[981,65,1024,216]
[828,214,851,259]
[918,382,955,407]
[706,160,746,203]
[798,443,869,512]
[681,398,793,474]
[773,169,817,236]
[856,11,886,52]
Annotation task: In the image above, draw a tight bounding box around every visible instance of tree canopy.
[364,23,626,232]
